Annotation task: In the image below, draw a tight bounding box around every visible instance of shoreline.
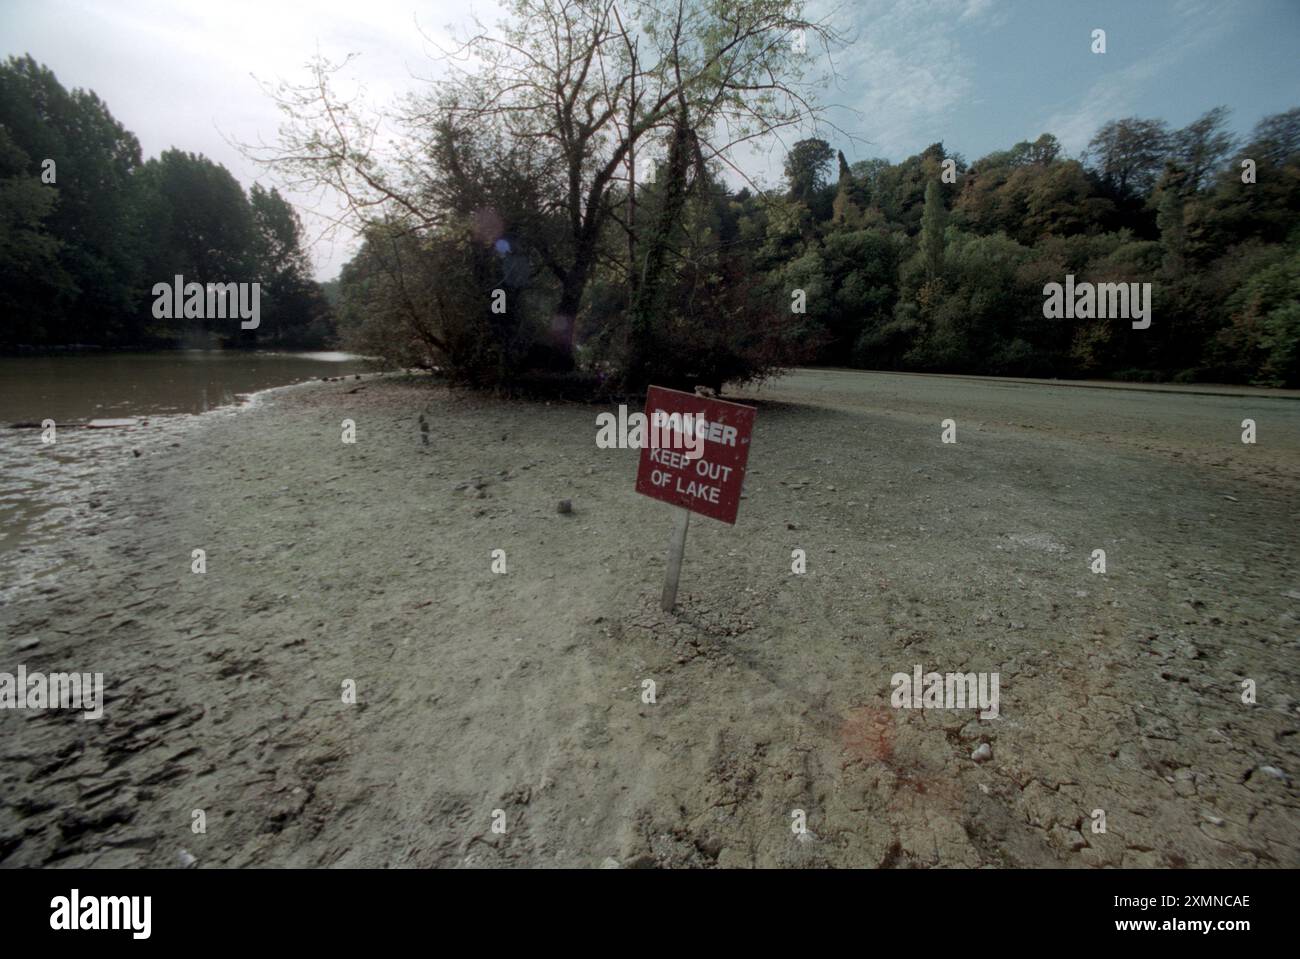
[1,371,1297,868]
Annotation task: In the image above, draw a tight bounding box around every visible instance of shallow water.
[0,350,370,423]
[0,350,372,601]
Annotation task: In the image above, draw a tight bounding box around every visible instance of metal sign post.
[633,386,757,613]
[661,506,691,612]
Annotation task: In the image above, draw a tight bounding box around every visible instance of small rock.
[132,449,141,458]
[600,857,622,869]
[557,499,573,515]
[17,637,39,651]
[177,849,198,868]
[1259,765,1286,780]
[971,743,992,763]
[695,836,724,860]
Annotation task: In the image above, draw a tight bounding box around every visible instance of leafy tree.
[784,137,835,210]
[1171,106,1235,191]
[0,55,334,350]
[1087,117,1171,199]
[919,180,947,281]
[1214,242,1300,386]
[1153,164,1190,274]
[0,127,70,346]
[1249,107,1300,166]
[0,54,143,343]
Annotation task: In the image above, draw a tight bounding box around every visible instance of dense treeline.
[744,106,1300,386]
[5,6,1298,393]
[333,101,1300,389]
[0,55,333,351]
[307,0,1300,391]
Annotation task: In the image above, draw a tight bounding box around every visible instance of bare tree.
[248,0,848,358]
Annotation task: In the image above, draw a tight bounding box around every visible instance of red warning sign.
[634,386,756,525]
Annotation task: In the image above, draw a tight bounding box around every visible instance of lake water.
[0,350,374,602]
[0,350,373,423]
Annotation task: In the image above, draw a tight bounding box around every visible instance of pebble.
[971,743,992,763]
[600,857,622,869]
[557,499,573,515]
[177,849,198,868]
[1258,765,1286,780]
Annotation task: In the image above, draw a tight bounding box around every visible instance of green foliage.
[3,42,1297,391]
[920,180,947,281]
[1213,242,1300,386]
[799,107,1300,385]
[784,138,835,217]
[1087,117,1171,199]
[0,55,334,351]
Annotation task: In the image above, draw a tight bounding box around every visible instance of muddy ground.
[2,368,1297,868]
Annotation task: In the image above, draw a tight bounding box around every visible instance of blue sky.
[2,0,1298,277]
[816,0,1300,164]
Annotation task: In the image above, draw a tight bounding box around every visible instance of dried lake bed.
[1,368,1297,867]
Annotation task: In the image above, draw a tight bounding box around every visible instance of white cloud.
[824,0,992,159]
[1037,2,1232,157]
[959,0,995,23]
